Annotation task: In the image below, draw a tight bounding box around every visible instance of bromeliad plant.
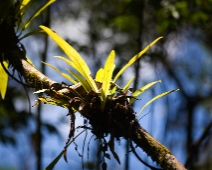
[39,26,178,115]
[34,26,179,168]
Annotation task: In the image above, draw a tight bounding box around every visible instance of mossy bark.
[131,121,186,170]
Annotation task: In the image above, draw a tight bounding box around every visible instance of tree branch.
[1,18,186,168]
[9,45,186,169]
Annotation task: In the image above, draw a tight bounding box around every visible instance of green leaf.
[102,50,115,99]
[67,69,90,92]
[95,68,104,83]
[130,80,161,103]
[45,151,63,170]
[19,29,45,41]
[113,37,163,82]
[14,0,30,18]
[42,61,77,84]
[55,57,91,92]
[45,130,86,170]
[37,96,68,108]
[123,76,135,91]
[40,26,99,93]
[110,85,117,95]
[101,50,115,110]
[26,56,35,66]
[23,0,55,30]
[137,89,180,117]
[0,60,8,99]
[54,56,81,75]
[20,0,31,9]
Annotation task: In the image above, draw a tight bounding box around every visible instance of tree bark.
[131,121,186,170]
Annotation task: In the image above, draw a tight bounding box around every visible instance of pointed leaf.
[102,50,115,99]
[45,130,86,170]
[42,62,77,84]
[54,56,81,75]
[45,151,63,170]
[130,80,161,103]
[123,76,135,91]
[67,69,90,92]
[23,0,55,30]
[20,0,30,9]
[138,89,180,117]
[0,61,8,99]
[110,86,117,95]
[40,26,98,93]
[113,37,163,82]
[15,0,30,18]
[26,56,35,66]
[19,29,45,41]
[95,68,104,83]
[101,51,115,110]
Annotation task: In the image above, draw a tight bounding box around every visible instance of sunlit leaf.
[20,0,30,9]
[123,76,135,91]
[102,50,115,99]
[110,86,117,95]
[23,0,55,30]
[26,56,35,66]
[130,80,161,103]
[0,60,8,99]
[67,69,90,92]
[113,37,163,82]
[137,89,180,117]
[54,56,81,75]
[40,26,99,93]
[42,62,77,84]
[95,68,104,83]
[15,0,30,18]
[38,96,68,108]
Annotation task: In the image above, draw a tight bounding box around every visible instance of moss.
[133,124,172,166]
[25,71,47,90]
